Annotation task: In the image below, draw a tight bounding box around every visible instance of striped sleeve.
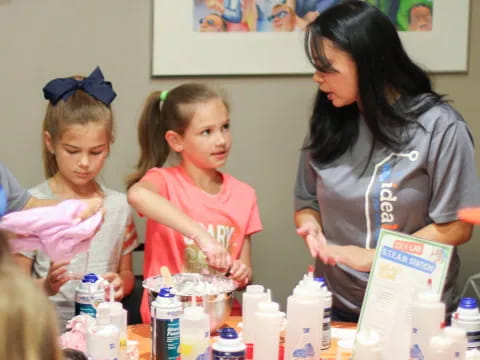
[121,214,139,255]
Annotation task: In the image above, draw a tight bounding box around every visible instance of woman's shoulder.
[416,99,466,132]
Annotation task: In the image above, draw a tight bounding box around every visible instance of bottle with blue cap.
[74,272,106,317]
[212,327,246,360]
[151,287,182,360]
[452,297,480,351]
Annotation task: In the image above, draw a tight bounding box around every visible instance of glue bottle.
[180,297,211,360]
[409,291,445,360]
[101,283,128,360]
[212,327,246,360]
[452,297,480,350]
[444,326,467,360]
[86,304,120,360]
[242,285,268,344]
[252,297,284,360]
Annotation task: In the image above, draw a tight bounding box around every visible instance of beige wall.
[0,0,478,309]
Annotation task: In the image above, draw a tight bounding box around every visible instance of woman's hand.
[102,272,124,301]
[45,261,70,296]
[296,222,338,265]
[227,259,251,288]
[329,245,375,272]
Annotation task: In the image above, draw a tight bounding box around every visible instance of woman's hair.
[126,83,228,189]
[0,234,62,360]
[42,78,114,178]
[304,0,442,165]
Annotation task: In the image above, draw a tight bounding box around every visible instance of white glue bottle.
[467,349,480,359]
[452,297,480,350]
[352,328,382,360]
[426,334,454,360]
[444,326,467,360]
[180,298,211,360]
[253,298,284,360]
[284,285,322,360]
[151,287,182,360]
[86,304,120,360]
[242,285,268,344]
[212,327,246,360]
[409,291,445,360]
[101,284,128,360]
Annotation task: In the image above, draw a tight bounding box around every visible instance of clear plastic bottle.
[242,285,268,344]
[466,349,480,359]
[284,285,322,360]
[180,304,211,360]
[444,326,467,360]
[151,287,182,360]
[427,334,454,360]
[101,295,128,360]
[212,327,246,360]
[252,301,284,360]
[409,291,445,360]
[353,328,381,360]
[86,305,120,360]
[452,297,480,350]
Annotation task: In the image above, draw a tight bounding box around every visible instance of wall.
[0,0,478,309]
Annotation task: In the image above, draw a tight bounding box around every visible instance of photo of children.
[193,0,340,32]
[367,0,433,31]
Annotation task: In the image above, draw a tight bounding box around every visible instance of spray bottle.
[74,272,106,317]
[151,287,182,360]
[452,297,480,350]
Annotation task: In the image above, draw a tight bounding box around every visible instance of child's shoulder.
[28,180,52,199]
[101,186,129,206]
[223,173,256,195]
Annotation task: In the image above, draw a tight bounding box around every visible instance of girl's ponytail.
[126,91,170,189]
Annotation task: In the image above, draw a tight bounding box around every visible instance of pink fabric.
[0,199,102,262]
[139,166,263,323]
[59,314,95,352]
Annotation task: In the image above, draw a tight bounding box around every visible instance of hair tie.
[43,66,117,106]
[159,90,169,102]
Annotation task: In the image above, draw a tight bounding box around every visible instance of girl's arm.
[127,181,231,271]
[228,235,252,287]
[294,207,337,265]
[14,254,70,295]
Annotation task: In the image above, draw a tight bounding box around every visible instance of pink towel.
[0,199,102,262]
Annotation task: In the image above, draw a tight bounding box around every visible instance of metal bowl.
[143,273,235,333]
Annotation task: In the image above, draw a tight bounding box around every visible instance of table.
[127,317,355,360]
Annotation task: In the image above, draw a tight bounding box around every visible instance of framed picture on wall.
[151,0,469,76]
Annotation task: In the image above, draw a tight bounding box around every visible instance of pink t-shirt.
[140,166,262,322]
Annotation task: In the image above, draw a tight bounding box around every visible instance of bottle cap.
[157,287,175,298]
[82,273,99,283]
[460,297,479,309]
[218,327,239,339]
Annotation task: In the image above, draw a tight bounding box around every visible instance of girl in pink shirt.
[127,83,263,323]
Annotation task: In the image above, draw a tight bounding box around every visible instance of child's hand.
[297,223,338,265]
[45,261,70,296]
[227,259,251,288]
[195,235,231,272]
[75,197,104,223]
[102,272,124,301]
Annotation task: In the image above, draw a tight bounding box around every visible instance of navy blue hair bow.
[43,66,116,106]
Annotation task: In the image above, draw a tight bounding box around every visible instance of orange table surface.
[127,316,355,360]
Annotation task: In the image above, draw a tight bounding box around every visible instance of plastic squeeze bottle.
[180,299,211,360]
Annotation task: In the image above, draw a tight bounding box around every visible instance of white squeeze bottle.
[253,298,284,360]
[409,291,445,360]
[102,284,128,360]
[444,326,467,360]
[452,297,480,350]
[87,304,120,360]
[467,349,480,359]
[242,285,268,344]
[180,298,211,360]
[284,285,322,360]
[426,334,454,360]
[352,328,382,360]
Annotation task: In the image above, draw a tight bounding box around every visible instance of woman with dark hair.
[294,0,480,322]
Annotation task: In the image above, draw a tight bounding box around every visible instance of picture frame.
[151,0,470,76]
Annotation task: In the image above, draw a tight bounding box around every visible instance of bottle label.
[153,318,180,360]
[212,350,245,360]
[74,290,104,317]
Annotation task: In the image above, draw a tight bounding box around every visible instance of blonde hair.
[42,79,114,178]
[0,232,63,360]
